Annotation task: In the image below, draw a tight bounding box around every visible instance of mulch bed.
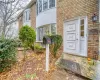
[0,50,60,80]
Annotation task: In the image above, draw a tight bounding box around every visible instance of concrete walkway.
[51,68,89,80]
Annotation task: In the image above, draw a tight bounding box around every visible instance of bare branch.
[0,0,30,38]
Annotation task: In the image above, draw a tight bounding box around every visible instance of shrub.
[34,43,44,53]
[49,35,63,57]
[34,43,42,50]
[16,39,23,47]
[19,25,36,49]
[0,38,17,72]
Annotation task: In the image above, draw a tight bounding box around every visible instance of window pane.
[80,19,84,37]
[43,26,49,35]
[81,31,84,36]
[43,0,48,10]
[23,13,25,22]
[36,2,38,15]
[81,19,84,25]
[51,24,56,34]
[38,27,43,41]
[49,0,55,8]
[26,11,27,21]
[28,10,30,20]
[39,0,42,13]
[81,25,84,31]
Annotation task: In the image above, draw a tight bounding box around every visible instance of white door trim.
[63,16,88,57]
[83,16,88,57]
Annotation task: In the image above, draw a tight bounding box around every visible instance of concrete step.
[51,68,88,80]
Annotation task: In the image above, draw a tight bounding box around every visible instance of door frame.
[63,16,88,57]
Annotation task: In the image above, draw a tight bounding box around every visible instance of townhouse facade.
[18,0,100,79]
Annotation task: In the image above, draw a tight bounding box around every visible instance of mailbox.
[43,36,52,44]
[51,38,54,44]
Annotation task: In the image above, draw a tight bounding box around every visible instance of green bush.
[19,25,36,49]
[16,39,23,47]
[49,35,63,57]
[34,43,44,53]
[34,43,43,50]
[0,38,17,72]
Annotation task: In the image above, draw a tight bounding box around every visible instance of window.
[37,24,56,41]
[36,2,38,15]
[80,19,84,37]
[43,0,48,10]
[23,9,30,22]
[39,0,42,13]
[38,27,43,41]
[51,24,56,34]
[49,0,55,8]
[37,0,55,15]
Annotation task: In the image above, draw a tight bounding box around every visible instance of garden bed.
[0,49,60,80]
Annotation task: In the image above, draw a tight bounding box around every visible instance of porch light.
[92,14,98,22]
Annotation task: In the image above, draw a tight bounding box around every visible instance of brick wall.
[57,0,99,59]
[18,15,23,29]
[30,3,36,30]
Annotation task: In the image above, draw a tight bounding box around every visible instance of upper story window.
[49,0,55,8]
[39,0,42,13]
[43,0,48,10]
[23,9,30,22]
[36,2,38,15]
[37,0,56,15]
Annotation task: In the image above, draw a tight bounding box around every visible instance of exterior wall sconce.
[92,14,98,22]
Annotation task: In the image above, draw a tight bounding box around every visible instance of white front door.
[64,17,88,56]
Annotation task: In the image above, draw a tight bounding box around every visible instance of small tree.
[19,25,36,49]
[19,25,36,60]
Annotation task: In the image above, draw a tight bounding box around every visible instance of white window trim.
[23,9,30,23]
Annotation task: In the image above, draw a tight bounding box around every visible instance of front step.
[55,54,100,80]
[51,68,87,80]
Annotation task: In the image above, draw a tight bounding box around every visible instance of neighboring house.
[18,0,36,29]
[6,21,19,39]
[0,19,18,39]
[18,0,100,79]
